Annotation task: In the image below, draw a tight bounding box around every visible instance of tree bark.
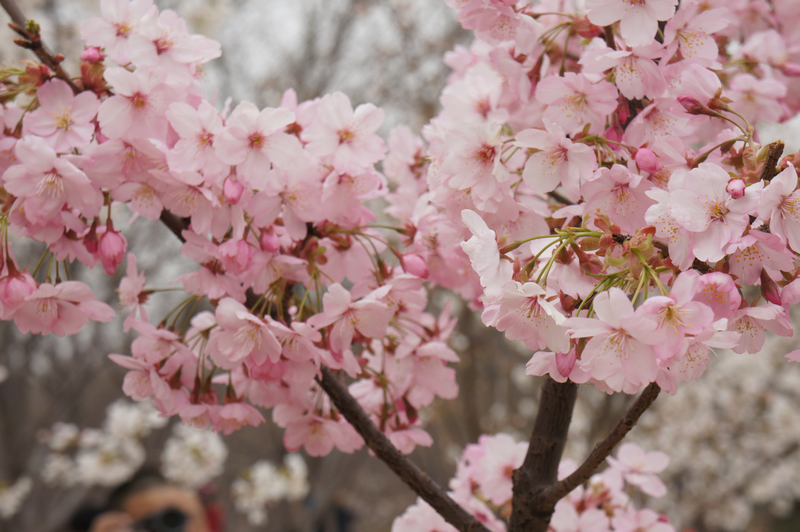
[509,378,578,532]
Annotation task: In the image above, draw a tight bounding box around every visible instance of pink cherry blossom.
[758,165,800,252]
[3,136,103,224]
[580,43,667,100]
[213,403,265,435]
[669,163,760,262]
[165,101,227,180]
[80,0,157,63]
[515,119,596,201]
[586,0,678,48]
[663,4,729,65]
[482,281,570,353]
[23,79,100,152]
[535,73,618,135]
[460,209,512,299]
[306,283,393,376]
[582,164,655,234]
[612,508,674,532]
[117,253,148,332]
[693,272,742,321]
[215,101,304,188]
[442,121,510,212]
[566,288,660,389]
[97,67,174,141]
[208,298,281,368]
[13,281,115,336]
[638,271,714,358]
[392,499,457,532]
[606,442,669,497]
[302,92,386,174]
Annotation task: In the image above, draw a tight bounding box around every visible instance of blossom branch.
[536,382,661,508]
[316,367,490,532]
[0,0,81,93]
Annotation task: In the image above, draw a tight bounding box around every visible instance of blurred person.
[72,471,222,532]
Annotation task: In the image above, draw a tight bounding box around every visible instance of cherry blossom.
[23,79,100,152]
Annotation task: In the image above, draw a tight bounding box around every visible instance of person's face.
[122,485,211,532]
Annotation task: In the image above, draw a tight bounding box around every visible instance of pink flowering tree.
[2,0,800,530]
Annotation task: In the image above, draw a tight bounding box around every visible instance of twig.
[0,0,81,93]
[536,382,661,507]
[548,190,574,206]
[316,367,490,532]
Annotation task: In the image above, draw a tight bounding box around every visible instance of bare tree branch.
[0,0,80,93]
[316,366,490,532]
[536,382,661,508]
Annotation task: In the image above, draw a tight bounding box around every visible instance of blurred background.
[0,1,800,531]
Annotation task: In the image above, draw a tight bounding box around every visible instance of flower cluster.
[40,400,167,487]
[4,0,800,528]
[0,0,461,459]
[393,436,673,532]
[230,453,309,526]
[387,0,800,397]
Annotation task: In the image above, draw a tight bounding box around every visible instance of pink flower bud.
[603,124,623,150]
[401,253,429,279]
[726,178,746,199]
[99,230,127,275]
[0,270,36,319]
[781,63,800,77]
[634,148,659,174]
[80,47,104,63]
[260,230,280,253]
[617,96,630,124]
[761,269,782,306]
[84,222,99,254]
[678,94,706,115]
[223,177,243,204]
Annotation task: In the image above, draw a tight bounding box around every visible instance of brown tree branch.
[509,378,578,531]
[536,382,661,508]
[759,140,784,182]
[0,0,81,93]
[316,367,490,532]
[159,211,190,243]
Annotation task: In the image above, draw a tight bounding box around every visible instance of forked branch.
[536,382,661,508]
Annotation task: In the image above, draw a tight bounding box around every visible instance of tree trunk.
[509,378,578,532]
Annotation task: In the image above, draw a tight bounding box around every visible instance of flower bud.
[760,269,782,306]
[603,124,623,150]
[260,230,280,253]
[781,63,800,77]
[677,94,706,115]
[726,178,746,199]
[0,269,36,318]
[80,47,104,63]
[401,253,429,279]
[223,177,244,205]
[573,16,602,39]
[634,148,659,174]
[99,229,127,275]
